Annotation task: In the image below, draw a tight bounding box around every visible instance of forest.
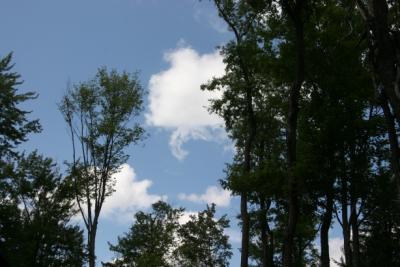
[1,0,400,267]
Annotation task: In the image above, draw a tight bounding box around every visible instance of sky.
[1,1,343,266]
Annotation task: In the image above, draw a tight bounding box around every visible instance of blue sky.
[1,1,345,266]
[1,0,244,265]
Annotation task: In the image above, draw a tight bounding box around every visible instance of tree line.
[204,0,400,266]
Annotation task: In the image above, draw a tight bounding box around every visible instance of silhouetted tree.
[59,68,145,267]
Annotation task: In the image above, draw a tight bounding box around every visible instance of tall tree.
[59,68,145,267]
[205,1,268,265]
[355,0,400,196]
[278,1,307,265]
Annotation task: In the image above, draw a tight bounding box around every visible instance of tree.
[204,1,267,265]
[109,202,232,267]
[355,0,400,197]
[110,201,183,267]
[0,52,41,159]
[176,204,232,267]
[206,1,310,265]
[0,52,41,226]
[1,152,85,267]
[59,67,145,267]
[0,52,41,266]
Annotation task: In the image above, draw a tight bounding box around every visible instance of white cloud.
[146,45,227,160]
[178,185,231,207]
[101,164,166,222]
[178,211,198,225]
[329,237,344,267]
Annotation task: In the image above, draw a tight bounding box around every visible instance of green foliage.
[60,67,145,202]
[0,53,41,159]
[359,168,400,266]
[1,152,85,267]
[59,67,145,266]
[109,201,232,267]
[110,201,183,267]
[0,53,83,267]
[176,204,232,267]
[205,0,400,266]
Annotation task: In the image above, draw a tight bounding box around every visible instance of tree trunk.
[241,193,250,267]
[370,0,400,197]
[88,223,98,267]
[88,232,95,267]
[320,180,334,267]
[380,93,400,198]
[357,0,400,196]
[341,177,352,267]
[268,229,274,267]
[260,198,274,267]
[260,199,268,267]
[350,199,360,267]
[282,1,305,266]
[369,0,400,120]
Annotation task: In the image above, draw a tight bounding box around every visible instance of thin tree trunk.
[88,220,98,267]
[380,92,400,198]
[241,193,250,267]
[281,1,305,266]
[320,179,334,267]
[260,199,268,267]
[267,225,274,267]
[88,232,96,267]
[357,0,400,196]
[341,177,352,267]
[260,198,273,267]
[350,199,360,267]
[241,89,256,267]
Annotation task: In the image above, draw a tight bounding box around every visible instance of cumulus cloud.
[178,186,231,207]
[101,164,166,222]
[146,45,227,160]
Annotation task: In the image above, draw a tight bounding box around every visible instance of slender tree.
[208,2,261,266]
[59,68,145,267]
[355,0,400,196]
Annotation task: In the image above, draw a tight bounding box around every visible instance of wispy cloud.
[178,185,231,207]
[193,4,229,34]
